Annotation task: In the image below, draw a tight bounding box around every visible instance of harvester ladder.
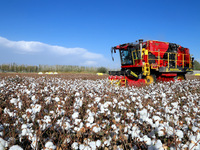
[120,79,127,87]
[143,63,150,76]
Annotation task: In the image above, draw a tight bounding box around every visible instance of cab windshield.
[120,50,132,65]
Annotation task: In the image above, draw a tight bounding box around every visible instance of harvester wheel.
[176,74,186,80]
[145,75,156,85]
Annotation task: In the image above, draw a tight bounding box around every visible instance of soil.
[0,73,199,80]
[0,73,109,80]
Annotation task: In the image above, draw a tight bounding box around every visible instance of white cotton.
[166,126,174,136]
[44,141,56,150]
[143,135,151,145]
[9,145,23,150]
[31,95,38,103]
[87,116,94,124]
[131,126,140,138]
[193,107,198,112]
[32,104,41,113]
[144,94,149,99]
[18,101,23,109]
[0,138,7,149]
[74,119,81,125]
[10,98,18,104]
[95,97,101,103]
[104,140,110,147]
[79,144,85,150]
[75,92,80,97]
[54,97,60,102]
[189,143,197,150]
[89,141,96,149]
[111,124,117,130]
[96,140,101,147]
[43,116,51,124]
[161,93,166,98]
[197,133,200,141]
[64,122,71,130]
[155,140,163,149]
[171,102,178,109]
[152,115,161,121]
[92,126,101,133]
[176,130,183,139]
[158,126,165,136]
[72,112,79,119]
[30,134,38,149]
[192,126,199,132]
[72,142,79,149]
[139,108,148,121]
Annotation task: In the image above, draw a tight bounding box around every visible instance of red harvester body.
[109,39,193,86]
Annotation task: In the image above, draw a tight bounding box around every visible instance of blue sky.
[0,0,200,68]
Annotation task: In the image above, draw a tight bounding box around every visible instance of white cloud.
[0,36,107,66]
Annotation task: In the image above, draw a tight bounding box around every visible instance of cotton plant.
[0,75,200,149]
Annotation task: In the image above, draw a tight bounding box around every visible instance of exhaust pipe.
[139,39,143,50]
[138,39,143,59]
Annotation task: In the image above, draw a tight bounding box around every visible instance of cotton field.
[0,74,200,150]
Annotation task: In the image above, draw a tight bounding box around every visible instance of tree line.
[194,60,200,70]
[0,60,199,73]
[0,63,108,73]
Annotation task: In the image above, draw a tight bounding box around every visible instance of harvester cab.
[109,39,193,86]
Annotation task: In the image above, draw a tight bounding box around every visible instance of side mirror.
[111,47,114,61]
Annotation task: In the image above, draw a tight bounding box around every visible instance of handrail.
[131,49,192,68]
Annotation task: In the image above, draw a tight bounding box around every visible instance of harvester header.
[109,39,193,86]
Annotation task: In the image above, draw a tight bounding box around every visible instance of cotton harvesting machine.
[109,39,193,86]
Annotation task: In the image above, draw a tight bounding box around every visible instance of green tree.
[194,60,200,70]
[97,67,108,73]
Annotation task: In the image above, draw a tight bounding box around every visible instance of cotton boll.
[189,143,197,150]
[54,97,60,102]
[18,101,23,109]
[104,140,110,147]
[176,130,183,139]
[95,97,101,103]
[139,108,148,121]
[74,119,81,125]
[44,141,56,150]
[143,135,151,145]
[72,112,79,119]
[131,97,136,102]
[31,95,38,103]
[96,140,101,147]
[111,124,117,130]
[166,126,174,136]
[32,104,41,113]
[64,121,71,130]
[9,145,23,150]
[89,141,96,149]
[131,126,140,138]
[192,126,199,132]
[144,94,149,99]
[196,132,200,141]
[87,116,94,124]
[79,144,85,150]
[72,142,79,150]
[161,93,166,98]
[0,138,7,149]
[10,98,18,105]
[158,126,165,137]
[155,140,163,150]
[92,126,101,133]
